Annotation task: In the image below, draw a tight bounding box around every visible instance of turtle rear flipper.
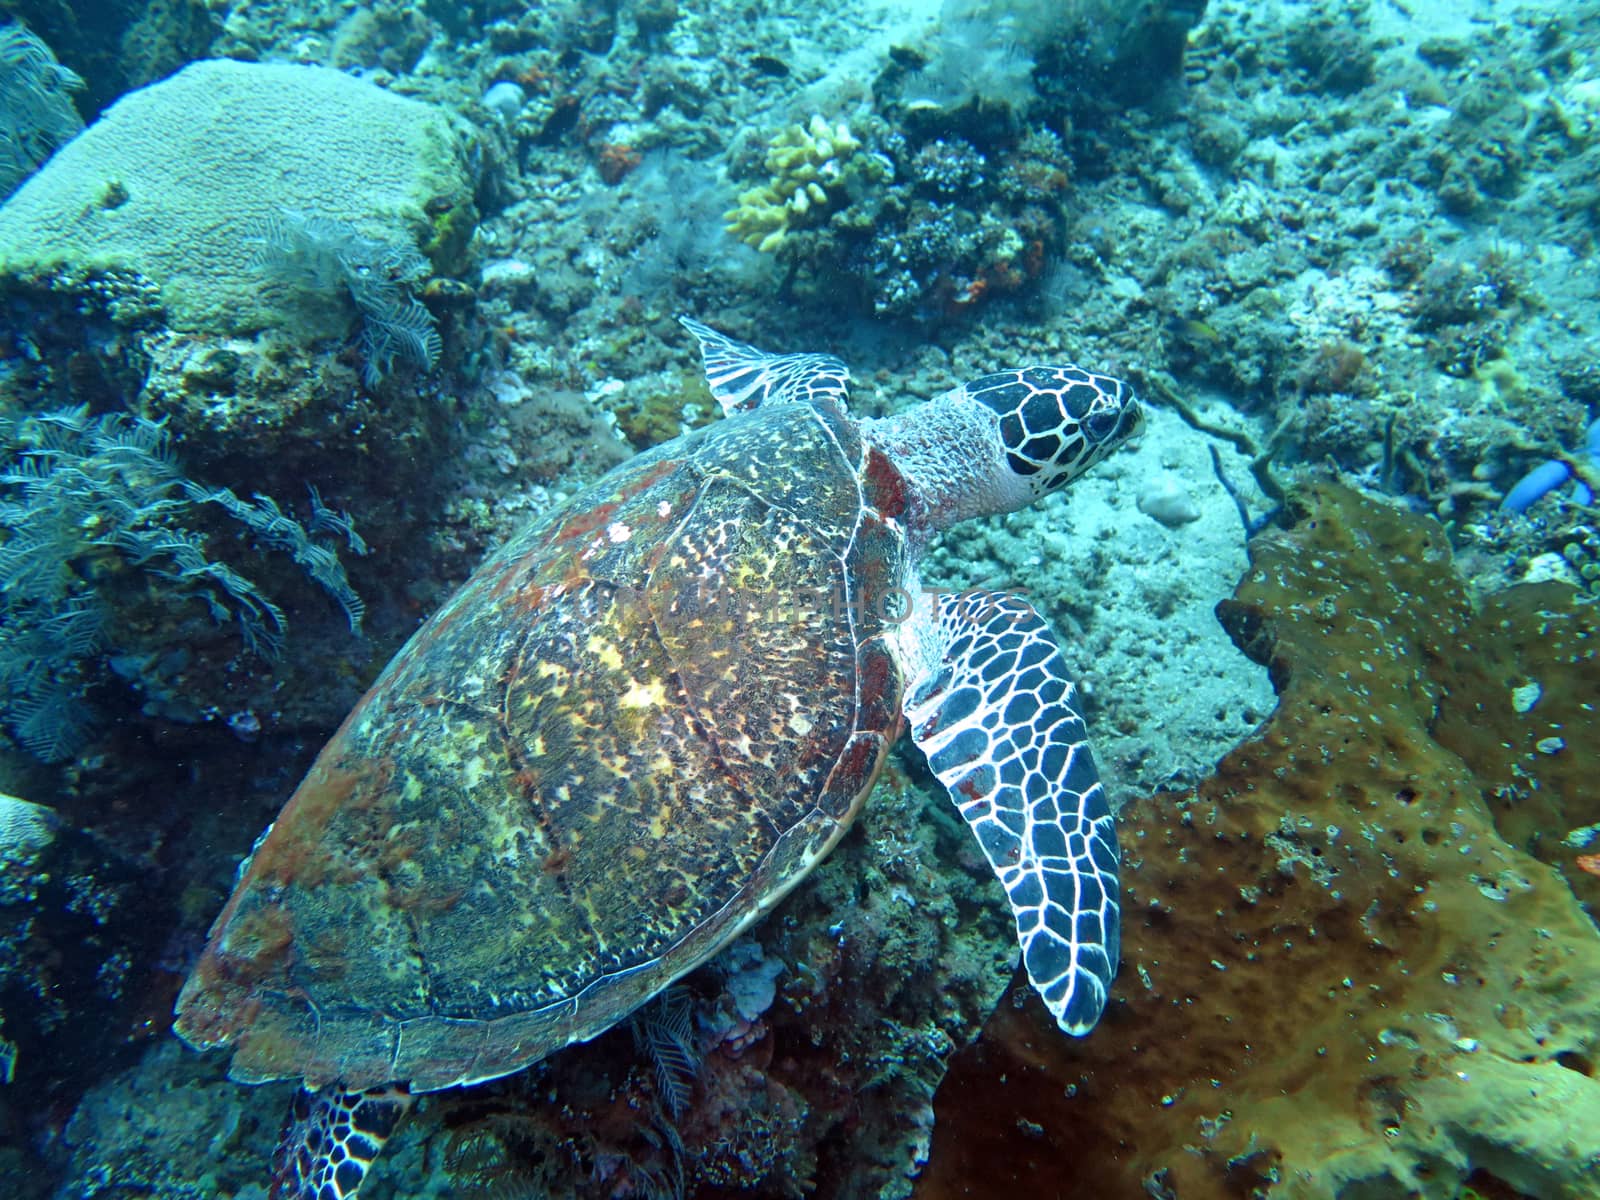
[270,1084,412,1200]
[901,589,1120,1034]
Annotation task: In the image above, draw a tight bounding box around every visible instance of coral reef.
[2,0,212,119]
[0,404,371,764]
[602,149,771,310]
[1556,523,1600,595]
[903,0,1205,116]
[0,792,56,910]
[0,55,483,574]
[0,407,365,761]
[10,0,1600,1196]
[904,12,1038,116]
[51,1039,291,1200]
[920,482,1600,1199]
[0,787,188,1142]
[1127,0,1600,573]
[0,49,499,774]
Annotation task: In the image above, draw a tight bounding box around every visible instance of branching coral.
[921,482,1600,1200]
[724,116,863,253]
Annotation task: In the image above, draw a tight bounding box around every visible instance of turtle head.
[865,362,1142,533]
[966,365,1143,499]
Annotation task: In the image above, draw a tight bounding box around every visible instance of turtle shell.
[174,395,910,1092]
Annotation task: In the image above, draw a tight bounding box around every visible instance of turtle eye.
[969,366,1141,487]
[1084,387,1143,446]
[1085,405,1123,443]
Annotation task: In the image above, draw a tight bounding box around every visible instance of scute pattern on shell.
[173,395,909,1093]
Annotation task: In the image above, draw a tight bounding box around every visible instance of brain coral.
[0,59,471,338]
[919,482,1600,1200]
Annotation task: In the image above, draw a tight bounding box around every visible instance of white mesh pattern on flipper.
[272,1084,411,1200]
[679,316,850,414]
[903,591,1120,1034]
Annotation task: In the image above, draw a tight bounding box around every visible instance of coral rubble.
[920,482,1600,1199]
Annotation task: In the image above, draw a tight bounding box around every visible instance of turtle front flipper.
[269,1084,412,1200]
[900,590,1120,1034]
[680,315,851,414]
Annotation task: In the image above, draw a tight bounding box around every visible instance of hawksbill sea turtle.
[173,318,1143,1199]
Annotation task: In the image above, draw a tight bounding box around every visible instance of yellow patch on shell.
[620,678,668,710]
[586,635,625,672]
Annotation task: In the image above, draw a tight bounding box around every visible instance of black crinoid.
[0,22,83,198]
[254,209,442,387]
[0,407,366,759]
[631,986,704,1118]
